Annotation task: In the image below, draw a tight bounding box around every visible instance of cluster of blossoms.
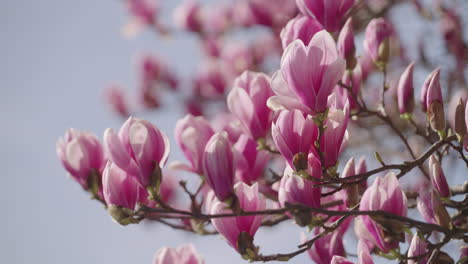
[58,0,468,263]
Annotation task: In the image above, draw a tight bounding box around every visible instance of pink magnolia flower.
[429,155,450,197]
[139,55,178,91]
[278,164,321,210]
[234,134,270,185]
[420,68,441,112]
[314,106,349,168]
[211,182,266,251]
[397,62,415,114]
[425,69,443,107]
[227,71,274,139]
[138,55,178,109]
[341,157,359,208]
[331,256,354,264]
[424,68,445,132]
[104,84,130,117]
[153,244,204,264]
[363,18,393,64]
[272,109,318,169]
[174,114,214,174]
[296,0,355,32]
[337,18,356,69]
[193,60,228,99]
[305,228,345,264]
[220,43,254,76]
[246,0,297,28]
[203,132,235,201]
[211,112,243,143]
[359,172,408,252]
[268,30,346,115]
[57,129,106,189]
[417,188,451,228]
[200,4,232,37]
[357,239,374,264]
[354,216,376,251]
[102,162,140,210]
[280,15,323,50]
[407,233,428,264]
[104,117,170,187]
[173,0,202,32]
[126,0,158,27]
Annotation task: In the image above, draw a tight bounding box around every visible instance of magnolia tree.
[57,0,468,263]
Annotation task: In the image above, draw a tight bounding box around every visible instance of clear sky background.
[2,1,466,263]
[0,1,310,263]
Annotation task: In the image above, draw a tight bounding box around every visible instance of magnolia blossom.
[423,69,445,131]
[397,62,415,114]
[211,112,243,143]
[337,18,356,69]
[280,15,322,50]
[124,0,161,36]
[296,0,355,32]
[193,60,228,99]
[357,240,374,264]
[221,44,255,76]
[331,256,355,264]
[341,157,358,208]
[429,155,450,197]
[407,233,429,264]
[305,228,345,264]
[211,183,266,252]
[363,18,393,64]
[272,109,318,169]
[153,244,204,264]
[278,164,321,210]
[227,71,274,139]
[202,132,235,201]
[173,0,202,32]
[245,0,297,28]
[174,114,214,174]
[234,134,270,185]
[56,129,106,190]
[420,68,441,112]
[359,172,407,252]
[417,188,451,228]
[104,85,130,117]
[268,30,346,115]
[102,162,141,210]
[104,117,170,187]
[313,106,349,168]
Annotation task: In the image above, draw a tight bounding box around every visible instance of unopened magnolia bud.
[337,18,356,70]
[363,18,393,66]
[453,99,467,140]
[342,158,359,208]
[432,192,452,229]
[428,101,446,132]
[429,156,451,198]
[397,62,415,114]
